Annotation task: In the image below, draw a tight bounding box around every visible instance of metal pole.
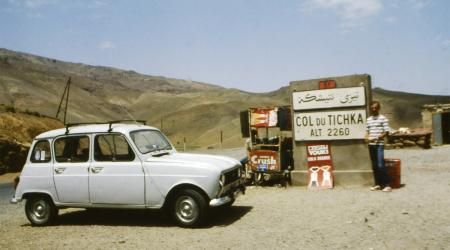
[63,77,71,125]
[220,130,223,149]
[55,77,70,120]
[183,137,186,152]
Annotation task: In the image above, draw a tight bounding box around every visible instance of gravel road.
[1,146,449,249]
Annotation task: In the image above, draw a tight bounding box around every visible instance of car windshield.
[130,130,172,154]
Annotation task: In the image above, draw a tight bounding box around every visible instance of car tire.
[25,196,58,226]
[172,189,208,227]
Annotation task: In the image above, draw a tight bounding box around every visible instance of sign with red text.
[306,143,333,190]
[248,150,280,172]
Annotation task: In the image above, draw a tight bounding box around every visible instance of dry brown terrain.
[0,48,287,149]
[0,106,63,173]
[1,146,449,249]
[2,48,450,149]
[0,105,63,144]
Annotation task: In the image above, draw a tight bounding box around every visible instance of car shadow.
[21,206,253,228]
[207,205,253,227]
[55,209,174,227]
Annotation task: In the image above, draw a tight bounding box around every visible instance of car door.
[89,133,145,205]
[53,135,90,203]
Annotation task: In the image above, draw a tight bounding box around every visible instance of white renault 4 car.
[10,121,245,227]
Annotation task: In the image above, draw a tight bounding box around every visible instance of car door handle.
[91,167,103,174]
[54,167,66,174]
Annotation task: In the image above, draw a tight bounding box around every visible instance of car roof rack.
[65,120,147,134]
[107,120,146,132]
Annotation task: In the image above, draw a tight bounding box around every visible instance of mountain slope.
[1,48,449,148]
[372,87,450,129]
[0,104,63,173]
[0,48,285,148]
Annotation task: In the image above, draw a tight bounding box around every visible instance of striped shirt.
[366,115,390,145]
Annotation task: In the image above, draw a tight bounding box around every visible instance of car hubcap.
[31,200,48,221]
[175,196,198,223]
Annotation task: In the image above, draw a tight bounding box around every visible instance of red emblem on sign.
[319,80,336,89]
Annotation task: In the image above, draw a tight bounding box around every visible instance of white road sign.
[292,86,366,110]
[294,110,367,141]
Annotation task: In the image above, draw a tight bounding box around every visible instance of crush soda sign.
[249,150,279,172]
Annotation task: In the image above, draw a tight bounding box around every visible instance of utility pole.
[220,130,223,150]
[55,77,71,125]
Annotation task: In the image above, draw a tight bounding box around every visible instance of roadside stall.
[240,106,293,185]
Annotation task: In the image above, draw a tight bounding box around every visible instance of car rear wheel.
[25,196,58,226]
[173,189,207,227]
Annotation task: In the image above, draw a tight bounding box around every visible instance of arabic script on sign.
[293,87,365,110]
[300,93,335,103]
[339,92,360,104]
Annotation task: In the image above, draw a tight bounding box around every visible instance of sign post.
[289,74,373,187]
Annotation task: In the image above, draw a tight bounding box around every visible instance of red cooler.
[384,158,401,188]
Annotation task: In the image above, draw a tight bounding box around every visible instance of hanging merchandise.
[250,109,269,127]
[268,108,278,127]
[250,108,278,128]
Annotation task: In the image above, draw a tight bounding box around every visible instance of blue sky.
[1,0,449,95]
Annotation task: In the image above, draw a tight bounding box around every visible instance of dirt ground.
[1,146,449,249]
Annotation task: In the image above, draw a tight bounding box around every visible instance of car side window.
[30,140,52,163]
[54,136,90,163]
[94,134,135,162]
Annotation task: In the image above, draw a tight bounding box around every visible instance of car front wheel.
[25,196,58,226]
[173,189,208,227]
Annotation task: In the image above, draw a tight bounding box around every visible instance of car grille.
[224,168,240,185]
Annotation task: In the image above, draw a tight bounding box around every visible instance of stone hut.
[422,104,450,145]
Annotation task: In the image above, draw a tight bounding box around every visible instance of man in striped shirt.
[365,101,391,192]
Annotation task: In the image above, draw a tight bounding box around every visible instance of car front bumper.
[209,183,245,207]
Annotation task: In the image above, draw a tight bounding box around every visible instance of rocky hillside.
[372,88,450,129]
[1,48,449,150]
[0,104,63,173]
[0,48,286,149]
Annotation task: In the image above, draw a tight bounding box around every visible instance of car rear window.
[30,140,51,163]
